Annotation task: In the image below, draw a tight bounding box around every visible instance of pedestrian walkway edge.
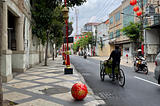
[70,63,107,105]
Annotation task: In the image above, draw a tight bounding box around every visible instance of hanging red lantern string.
[130,0,137,6]
[133,6,139,12]
[137,11,142,16]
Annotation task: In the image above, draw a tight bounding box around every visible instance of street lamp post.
[62,0,73,74]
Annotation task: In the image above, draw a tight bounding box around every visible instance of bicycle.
[100,60,125,87]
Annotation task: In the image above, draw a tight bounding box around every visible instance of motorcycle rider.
[108,45,121,81]
[136,49,146,70]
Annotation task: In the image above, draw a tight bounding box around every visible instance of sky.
[68,0,124,37]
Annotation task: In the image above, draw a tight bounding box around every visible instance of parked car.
[154,53,160,84]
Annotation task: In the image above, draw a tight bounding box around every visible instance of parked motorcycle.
[84,52,87,59]
[134,56,148,74]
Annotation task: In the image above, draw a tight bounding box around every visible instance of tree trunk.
[55,40,57,58]
[52,43,54,60]
[44,24,52,66]
[0,1,3,105]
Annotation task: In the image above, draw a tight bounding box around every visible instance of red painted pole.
[65,0,70,67]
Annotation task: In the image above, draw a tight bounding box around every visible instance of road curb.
[70,63,107,105]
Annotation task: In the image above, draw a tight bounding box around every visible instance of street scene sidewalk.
[2,56,106,106]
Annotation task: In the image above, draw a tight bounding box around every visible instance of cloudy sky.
[68,0,124,37]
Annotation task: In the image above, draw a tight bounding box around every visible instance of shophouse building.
[2,0,52,83]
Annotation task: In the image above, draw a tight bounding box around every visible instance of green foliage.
[120,21,144,42]
[66,0,87,7]
[99,37,104,51]
[72,32,96,52]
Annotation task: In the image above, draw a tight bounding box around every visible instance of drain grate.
[41,87,70,95]
[99,91,118,99]
[81,73,91,76]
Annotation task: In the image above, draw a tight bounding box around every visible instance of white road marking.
[86,60,90,62]
[134,76,160,87]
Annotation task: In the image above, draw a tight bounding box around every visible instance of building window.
[110,32,113,39]
[116,30,120,37]
[116,12,120,21]
[110,16,113,24]
[123,5,134,27]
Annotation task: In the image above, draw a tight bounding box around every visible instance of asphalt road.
[70,55,160,106]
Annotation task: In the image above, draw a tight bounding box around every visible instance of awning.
[145,22,160,29]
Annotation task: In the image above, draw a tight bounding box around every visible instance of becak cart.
[100,60,125,87]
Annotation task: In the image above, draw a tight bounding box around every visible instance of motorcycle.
[84,53,87,59]
[134,56,148,74]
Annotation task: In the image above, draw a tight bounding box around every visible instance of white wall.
[146,29,159,44]
[123,43,132,56]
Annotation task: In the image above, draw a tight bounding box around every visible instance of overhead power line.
[93,0,117,22]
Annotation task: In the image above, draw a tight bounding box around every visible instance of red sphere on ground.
[71,83,88,100]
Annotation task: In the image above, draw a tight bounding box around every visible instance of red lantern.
[137,11,142,16]
[78,42,79,44]
[82,36,84,38]
[130,0,137,6]
[75,37,77,39]
[79,36,81,39]
[75,43,76,44]
[99,33,101,34]
[86,35,88,38]
[71,83,88,100]
[133,6,139,12]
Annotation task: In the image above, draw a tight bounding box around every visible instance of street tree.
[120,21,144,49]
[32,0,86,66]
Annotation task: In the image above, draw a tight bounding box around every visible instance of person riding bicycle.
[136,49,146,70]
[108,45,121,81]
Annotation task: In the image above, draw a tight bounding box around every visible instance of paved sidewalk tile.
[3,56,106,106]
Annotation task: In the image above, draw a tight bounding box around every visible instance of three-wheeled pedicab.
[100,60,125,87]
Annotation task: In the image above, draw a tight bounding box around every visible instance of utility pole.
[75,7,79,35]
[141,0,144,48]
[0,0,3,105]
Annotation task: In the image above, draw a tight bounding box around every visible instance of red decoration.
[99,33,101,34]
[117,26,118,27]
[65,61,67,65]
[82,36,84,38]
[71,83,88,100]
[75,43,76,44]
[130,0,137,6]
[87,33,89,35]
[133,6,139,12]
[79,36,81,39]
[78,42,79,44]
[137,11,142,16]
[126,54,128,57]
[86,35,88,38]
[75,37,77,39]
